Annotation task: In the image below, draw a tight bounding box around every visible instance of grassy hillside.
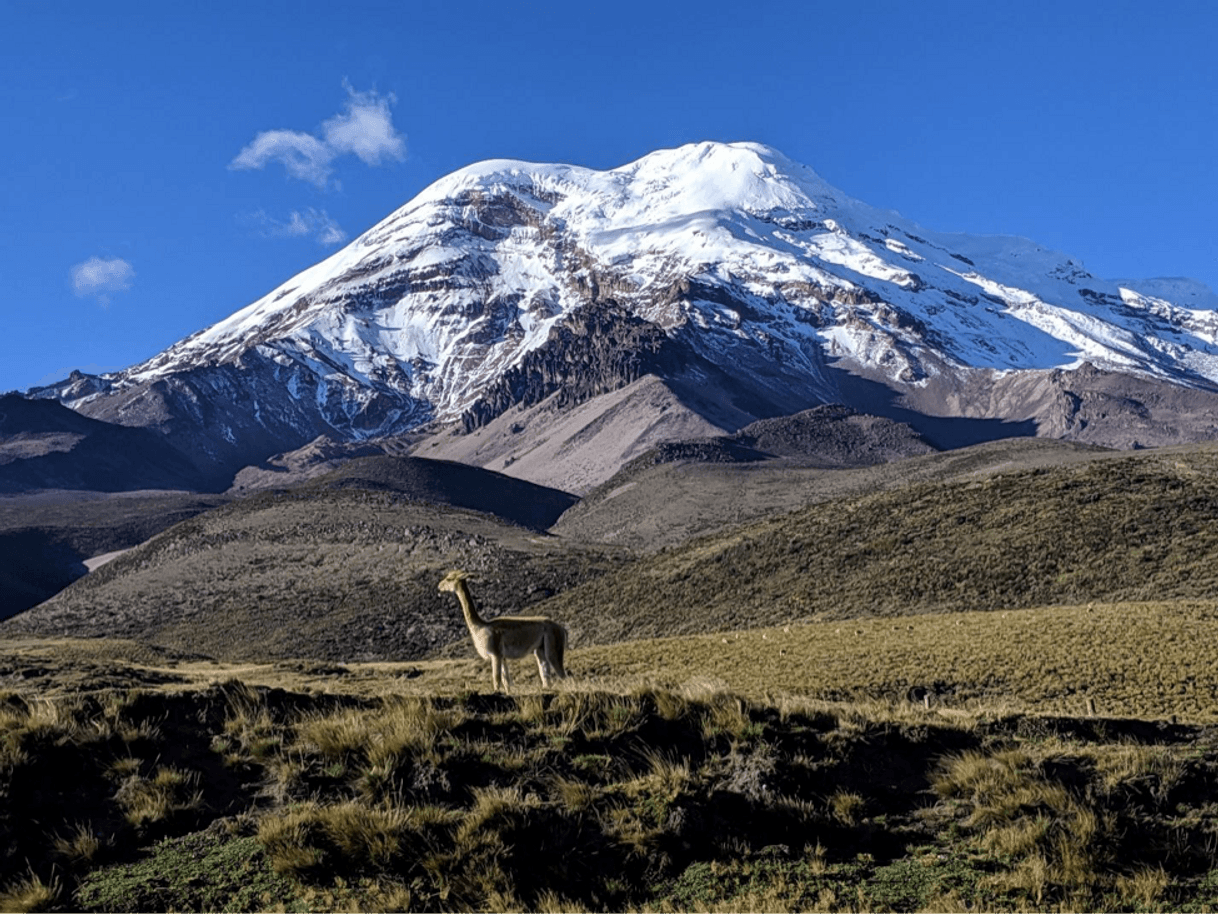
[12,440,1218,670]
[0,491,228,619]
[542,446,1218,646]
[4,487,625,662]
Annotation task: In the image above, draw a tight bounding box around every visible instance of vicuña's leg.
[535,647,552,688]
[539,627,565,682]
[500,657,513,693]
[490,655,504,692]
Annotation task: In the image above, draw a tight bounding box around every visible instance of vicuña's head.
[438,569,468,593]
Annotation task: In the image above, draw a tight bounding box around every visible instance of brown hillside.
[540,443,1218,646]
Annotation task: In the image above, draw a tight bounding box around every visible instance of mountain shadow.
[830,370,1039,448]
[0,490,228,620]
[302,455,578,530]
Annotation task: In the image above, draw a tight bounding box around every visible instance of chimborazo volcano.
[25,141,1218,493]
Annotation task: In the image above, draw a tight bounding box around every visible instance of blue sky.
[3,0,1216,394]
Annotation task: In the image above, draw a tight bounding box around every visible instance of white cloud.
[281,211,313,237]
[71,257,134,303]
[322,82,407,166]
[248,208,348,246]
[230,83,406,188]
[230,130,334,188]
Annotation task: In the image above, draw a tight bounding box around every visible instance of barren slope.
[554,435,1110,551]
[412,374,755,494]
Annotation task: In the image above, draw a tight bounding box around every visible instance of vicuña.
[439,569,568,693]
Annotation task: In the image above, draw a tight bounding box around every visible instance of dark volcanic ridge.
[738,404,937,462]
[0,393,206,493]
[616,404,936,474]
[300,454,578,530]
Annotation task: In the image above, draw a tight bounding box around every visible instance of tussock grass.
[115,765,203,829]
[257,801,421,877]
[51,822,105,867]
[930,734,1213,910]
[0,870,60,913]
[7,666,1218,910]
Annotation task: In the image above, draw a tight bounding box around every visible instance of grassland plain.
[7,595,1218,724]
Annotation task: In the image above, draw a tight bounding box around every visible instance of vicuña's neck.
[454,581,487,628]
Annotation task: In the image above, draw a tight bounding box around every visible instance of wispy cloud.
[70,257,134,305]
[247,208,348,246]
[230,82,406,188]
[231,131,334,187]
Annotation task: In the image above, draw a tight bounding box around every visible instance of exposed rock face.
[457,300,793,434]
[29,354,412,491]
[459,302,687,431]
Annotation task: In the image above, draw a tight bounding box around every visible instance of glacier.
[31,140,1218,481]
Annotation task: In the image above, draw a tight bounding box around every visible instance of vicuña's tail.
[553,623,568,678]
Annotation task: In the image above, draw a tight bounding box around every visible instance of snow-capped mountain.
[32,141,1218,488]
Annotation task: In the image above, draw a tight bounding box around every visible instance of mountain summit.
[31,141,1218,489]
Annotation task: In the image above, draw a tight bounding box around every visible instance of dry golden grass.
[0,870,60,914]
[115,766,203,829]
[8,596,1218,724]
[573,599,1218,722]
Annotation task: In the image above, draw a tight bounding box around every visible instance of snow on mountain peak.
[45,141,1218,451]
